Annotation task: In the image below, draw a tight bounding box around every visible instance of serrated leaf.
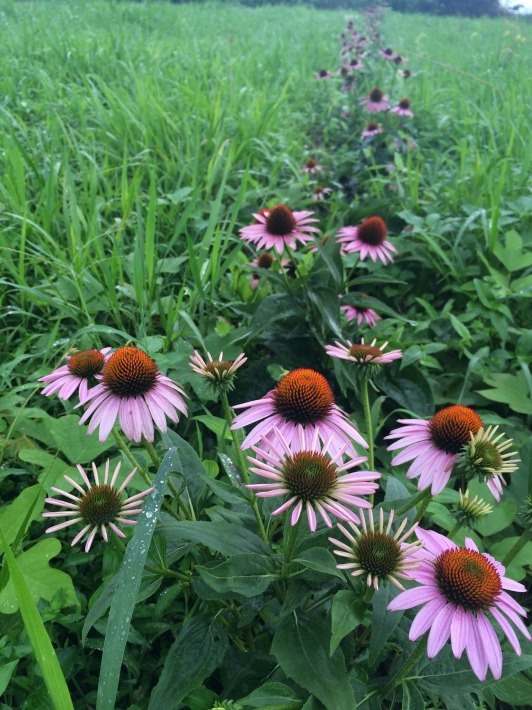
[0,538,77,614]
[272,613,355,710]
[148,616,228,710]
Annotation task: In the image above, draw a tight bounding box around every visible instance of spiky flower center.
[103,346,158,397]
[68,350,105,377]
[429,405,483,455]
[399,98,410,109]
[402,69,411,78]
[273,369,334,425]
[265,204,296,237]
[282,452,337,500]
[257,252,274,269]
[78,485,123,526]
[473,441,503,470]
[355,532,402,577]
[434,548,501,611]
[366,122,379,131]
[348,344,382,361]
[358,217,387,246]
[318,69,328,78]
[369,87,384,102]
[204,360,233,381]
[383,48,393,56]
[305,158,318,169]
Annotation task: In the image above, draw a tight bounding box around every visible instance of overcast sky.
[500,0,532,12]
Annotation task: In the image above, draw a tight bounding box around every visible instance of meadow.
[0,1,531,708]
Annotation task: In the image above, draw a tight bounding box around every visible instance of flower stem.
[380,635,428,699]
[220,390,269,545]
[282,516,301,579]
[502,528,532,567]
[359,374,375,503]
[141,437,191,517]
[448,521,463,538]
[397,487,432,518]
[413,489,433,524]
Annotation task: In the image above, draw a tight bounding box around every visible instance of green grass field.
[0,2,531,708]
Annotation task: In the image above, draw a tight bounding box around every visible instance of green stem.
[144,563,190,581]
[380,636,428,699]
[360,375,374,471]
[448,521,463,538]
[281,516,301,579]
[397,488,431,517]
[220,390,269,545]
[413,489,433,524]
[502,528,532,567]
[142,437,192,518]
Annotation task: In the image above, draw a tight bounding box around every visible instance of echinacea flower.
[388,529,531,681]
[314,69,331,80]
[336,216,397,264]
[362,88,390,113]
[39,348,112,402]
[379,47,396,60]
[247,427,380,531]
[231,367,368,456]
[361,121,383,139]
[394,54,408,65]
[77,345,188,443]
[43,459,153,552]
[312,185,333,202]
[386,405,484,495]
[329,507,421,590]
[347,57,363,70]
[339,297,381,327]
[391,98,414,117]
[239,204,319,254]
[301,158,322,174]
[189,350,247,393]
[458,425,519,501]
[453,489,493,529]
[326,338,402,366]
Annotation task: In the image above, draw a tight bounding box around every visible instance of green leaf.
[193,414,233,440]
[156,519,269,557]
[96,448,178,710]
[401,680,425,709]
[489,537,532,582]
[449,314,471,343]
[491,671,532,706]
[293,547,345,581]
[196,553,276,597]
[0,485,45,553]
[474,498,516,536]
[239,682,303,708]
[49,415,114,464]
[420,654,532,695]
[148,616,228,710]
[0,659,18,695]
[379,367,435,417]
[330,590,365,655]
[271,612,356,710]
[493,230,532,272]
[0,538,77,614]
[0,523,74,709]
[477,372,532,415]
[18,448,71,493]
[369,585,403,667]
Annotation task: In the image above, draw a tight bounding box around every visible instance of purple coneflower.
[312,186,333,202]
[329,508,421,590]
[362,88,389,113]
[347,57,364,71]
[361,121,383,139]
[336,216,397,264]
[239,204,319,254]
[231,368,368,456]
[39,348,112,402]
[388,529,531,681]
[385,405,484,495]
[314,69,331,80]
[189,350,246,393]
[391,98,414,117]
[379,47,396,61]
[247,427,379,532]
[301,158,322,174]
[77,346,188,443]
[340,301,381,327]
[43,460,153,553]
[325,338,402,366]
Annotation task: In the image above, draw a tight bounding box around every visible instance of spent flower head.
[189,350,247,393]
[458,425,519,501]
[329,508,421,590]
[43,460,153,553]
